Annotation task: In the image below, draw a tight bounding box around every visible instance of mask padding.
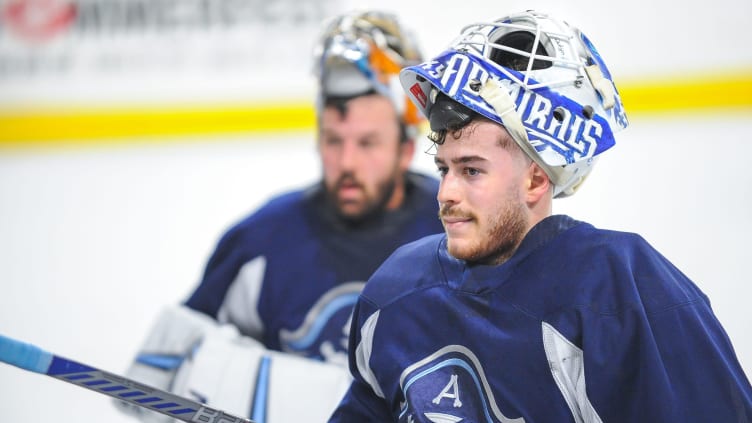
[428,92,477,132]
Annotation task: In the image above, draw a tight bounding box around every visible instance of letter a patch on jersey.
[397,345,525,423]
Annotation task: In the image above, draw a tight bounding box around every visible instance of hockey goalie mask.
[314,11,425,138]
[399,11,629,197]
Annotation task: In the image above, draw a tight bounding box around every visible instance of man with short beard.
[116,11,443,423]
[330,10,752,423]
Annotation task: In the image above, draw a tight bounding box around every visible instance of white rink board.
[1,0,750,108]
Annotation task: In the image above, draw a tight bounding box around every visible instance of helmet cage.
[400,11,628,197]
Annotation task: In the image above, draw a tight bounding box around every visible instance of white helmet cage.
[313,10,425,140]
[399,10,629,197]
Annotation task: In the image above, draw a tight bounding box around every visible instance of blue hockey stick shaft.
[0,333,255,423]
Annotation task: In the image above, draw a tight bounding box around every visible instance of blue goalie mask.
[399,10,629,198]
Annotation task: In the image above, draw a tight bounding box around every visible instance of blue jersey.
[185,172,443,364]
[331,215,752,422]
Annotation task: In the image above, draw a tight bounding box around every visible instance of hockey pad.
[113,305,220,423]
[176,328,353,422]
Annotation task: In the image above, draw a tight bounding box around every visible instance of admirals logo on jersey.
[398,345,525,423]
[279,282,364,365]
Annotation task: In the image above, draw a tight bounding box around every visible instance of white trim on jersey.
[542,321,604,423]
[355,310,385,399]
[218,256,266,339]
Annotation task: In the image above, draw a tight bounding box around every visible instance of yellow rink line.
[620,71,752,114]
[0,103,316,150]
[0,70,750,150]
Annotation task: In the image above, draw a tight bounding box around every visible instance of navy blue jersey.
[331,215,752,422]
[185,172,443,364]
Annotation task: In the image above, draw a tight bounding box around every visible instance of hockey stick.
[0,333,255,423]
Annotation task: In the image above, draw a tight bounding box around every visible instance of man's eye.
[359,139,376,148]
[466,168,480,176]
[323,137,342,147]
[436,166,448,177]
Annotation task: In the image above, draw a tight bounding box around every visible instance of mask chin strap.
[477,77,571,197]
[585,64,616,110]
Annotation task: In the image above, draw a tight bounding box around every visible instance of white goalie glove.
[114,305,352,423]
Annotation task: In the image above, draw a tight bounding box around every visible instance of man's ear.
[400,139,416,170]
[526,162,552,203]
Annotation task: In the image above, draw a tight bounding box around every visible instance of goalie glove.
[114,305,352,423]
[113,305,220,423]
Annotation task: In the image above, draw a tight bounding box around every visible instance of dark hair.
[427,96,518,153]
[323,91,410,143]
[427,92,479,145]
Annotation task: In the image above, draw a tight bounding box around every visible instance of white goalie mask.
[400,11,629,197]
[314,10,425,139]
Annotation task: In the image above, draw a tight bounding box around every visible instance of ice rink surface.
[1,113,751,422]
